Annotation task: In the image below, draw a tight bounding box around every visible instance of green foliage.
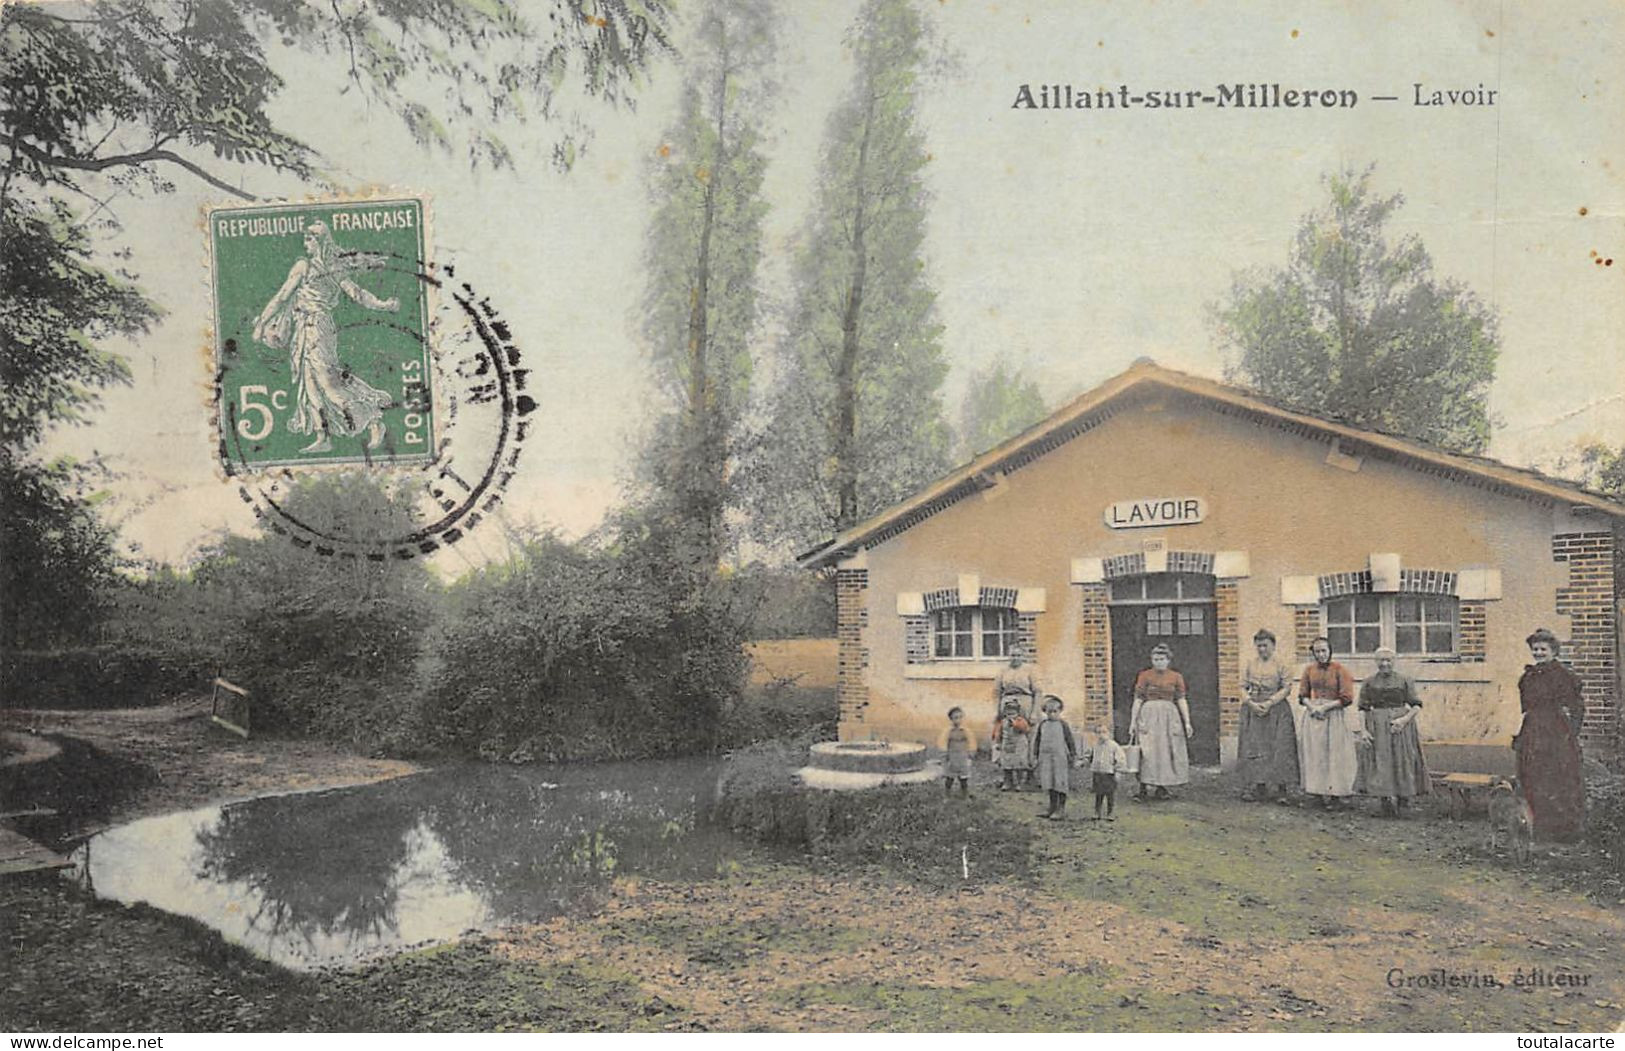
[0,0,672,656]
[0,647,198,708]
[716,682,837,752]
[729,563,835,638]
[713,746,1035,889]
[1213,165,1500,454]
[638,0,777,564]
[185,474,437,745]
[0,456,125,649]
[418,511,750,762]
[743,0,952,553]
[0,199,156,451]
[1,0,670,196]
[1571,443,1625,499]
[958,357,1049,459]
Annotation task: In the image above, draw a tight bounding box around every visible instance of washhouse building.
[799,361,1625,764]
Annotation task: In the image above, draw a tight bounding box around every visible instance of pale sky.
[40,0,1625,569]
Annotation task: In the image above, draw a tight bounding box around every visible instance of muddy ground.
[3,700,1623,1032]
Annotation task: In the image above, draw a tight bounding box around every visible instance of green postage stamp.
[210,197,433,470]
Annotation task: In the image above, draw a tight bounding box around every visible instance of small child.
[1030,695,1078,819]
[991,697,1032,792]
[940,706,975,798]
[1084,719,1128,821]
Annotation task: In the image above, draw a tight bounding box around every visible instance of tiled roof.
[799,359,1625,568]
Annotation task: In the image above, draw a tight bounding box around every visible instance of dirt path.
[2,696,419,834]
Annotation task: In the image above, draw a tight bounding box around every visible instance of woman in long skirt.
[1515,628,1586,842]
[1238,628,1299,803]
[1297,636,1359,809]
[1355,647,1429,817]
[1130,643,1193,800]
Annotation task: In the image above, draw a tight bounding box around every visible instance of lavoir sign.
[1103,497,1207,529]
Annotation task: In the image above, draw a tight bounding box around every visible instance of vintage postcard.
[3,0,1623,1039]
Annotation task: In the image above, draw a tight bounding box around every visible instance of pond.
[68,759,735,970]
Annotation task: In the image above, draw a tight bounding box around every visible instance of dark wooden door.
[1107,573,1220,765]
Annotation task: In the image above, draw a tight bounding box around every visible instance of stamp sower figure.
[991,697,1033,792]
[1130,643,1193,801]
[1514,628,1586,842]
[253,221,398,454]
[1297,636,1359,809]
[1084,717,1128,821]
[992,646,1041,786]
[1355,646,1430,817]
[1238,628,1299,804]
[1031,695,1078,819]
[940,706,976,798]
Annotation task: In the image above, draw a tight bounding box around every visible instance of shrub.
[716,681,837,751]
[181,475,436,747]
[0,646,202,708]
[416,514,749,762]
[712,742,1035,888]
[729,564,835,639]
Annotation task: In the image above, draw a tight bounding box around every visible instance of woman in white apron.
[1296,636,1359,809]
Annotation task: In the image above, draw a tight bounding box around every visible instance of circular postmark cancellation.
[208,196,536,559]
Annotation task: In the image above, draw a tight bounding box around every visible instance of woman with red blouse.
[1130,643,1193,801]
[1297,636,1359,809]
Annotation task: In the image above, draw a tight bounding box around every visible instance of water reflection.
[71,759,728,969]
[193,786,422,948]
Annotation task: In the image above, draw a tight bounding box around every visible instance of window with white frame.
[932,606,1019,659]
[1323,594,1458,657]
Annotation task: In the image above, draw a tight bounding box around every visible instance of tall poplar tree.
[745,0,951,554]
[959,358,1048,459]
[639,0,777,567]
[1212,166,1500,454]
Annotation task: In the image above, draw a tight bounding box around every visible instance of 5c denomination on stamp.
[211,198,434,470]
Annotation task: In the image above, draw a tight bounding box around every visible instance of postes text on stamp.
[211,198,433,469]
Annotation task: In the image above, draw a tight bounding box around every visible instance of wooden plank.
[0,807,59,820]
[210,714,250,739]
[0,826,71,877]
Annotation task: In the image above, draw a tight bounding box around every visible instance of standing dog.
[1487,778,1534,864]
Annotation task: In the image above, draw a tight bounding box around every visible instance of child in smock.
[991,697,1033,792]
[1031,695,1078,819]
[940,706,976,798]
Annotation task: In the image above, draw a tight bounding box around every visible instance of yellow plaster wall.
[846,398,1586,751]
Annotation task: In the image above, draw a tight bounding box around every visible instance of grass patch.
[333,940,688,1032]
[1024,778,1490,943]
[603,913,873,970]
[780,968,1253,1031]
[1,877,370,1032]
[713,747,1036,889]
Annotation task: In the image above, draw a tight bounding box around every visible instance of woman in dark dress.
[1355,647,1429,817]
[1515,628,1586,843]
[1238,629,1299,803]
